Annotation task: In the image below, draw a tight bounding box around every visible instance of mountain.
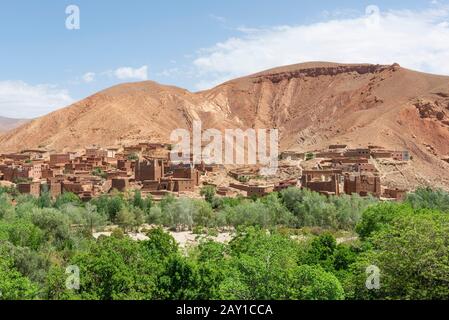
[0,116,28,133]
[1,61,449,189]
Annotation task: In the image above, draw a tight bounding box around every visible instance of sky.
[1,0,449,119]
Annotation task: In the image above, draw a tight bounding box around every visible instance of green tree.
[54,192,81,209]
[406,187,449,212]
[157,255,200,299]
[355,202,413,239]
[349,212,449,300]
[70,237,161,300]
[192,200,216,227]
[221,228,300,299]
[143,227,178,258]
[0,249,38,300]
[116,207,136,232]
[200,185,216,204]
[131,190,145,210]
[301,233,337,271]
[291,265,344,300]
[0,219,44,250]
[37,191,52,208]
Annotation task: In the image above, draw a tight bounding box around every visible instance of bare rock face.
[415,100,439,118]
[414,99,448,121]
[252,64,390,84]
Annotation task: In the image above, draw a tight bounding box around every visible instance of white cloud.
[193,5,449,89]
[82,72,96,83]
[113,65,148,81]
[0,81,74,119]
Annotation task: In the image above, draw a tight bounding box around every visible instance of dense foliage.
[1,186,449,300]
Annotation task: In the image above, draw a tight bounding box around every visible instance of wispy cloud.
[193,4,449,90]
[113,65,148,81]
[82,72,96,83]
[0,81,74,118]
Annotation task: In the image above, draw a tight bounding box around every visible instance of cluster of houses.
[289,145,409,200]
[0,143,221,201]
[0,142,411,202]
[228,145,410,201]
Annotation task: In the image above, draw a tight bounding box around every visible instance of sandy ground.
[93,225,233,248]
[93,224,358,250]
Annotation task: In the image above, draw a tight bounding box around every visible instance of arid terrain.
[1,62,449,190]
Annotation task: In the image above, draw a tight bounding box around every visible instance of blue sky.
[1,0,448,118]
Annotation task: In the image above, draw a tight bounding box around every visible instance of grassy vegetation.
[1,186,449,300]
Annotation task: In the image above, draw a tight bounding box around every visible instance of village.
[0,142,411,202]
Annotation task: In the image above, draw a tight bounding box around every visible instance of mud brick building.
[391,151,410,161]
[331,157,369,165]
[112,178,130,192]
[141,180,161,191]
[123,145,145,158]
[280,151,305,161]
[195,162,221,173]
[0,164,38,182]
[135,159,165,181]
[85,147,108,158]
[371,150,393,159]
[383,188,407,201]
[229,167,259,181]
[106,170,129,179]
[344,148,371,159]
[216,187,232,196]
[315,151,344,158]
[173,167,200,186]
[247,185,274,198]
[0,165,17,182]
[229,183,249,192]
[61,179,95,201]
[41,165,54,179]
[301,169,341,196]
[2,153,31,162]
[117,159,134,173]
[344,174,381,197]
[20,149,47,160]
[50,154,71,167]
[62,181,85,194]
[17,182,41,197]
[354,163,378,174]
[18,164,40,181]
[157,178,195,192]
[106,147,119,159]
[274,180,298,192]
[329,145,348,150]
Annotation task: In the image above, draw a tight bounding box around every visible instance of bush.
[355,202,414,239]
[406,187,449,212]
[200,186,216,204]
[347,212,449,300]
